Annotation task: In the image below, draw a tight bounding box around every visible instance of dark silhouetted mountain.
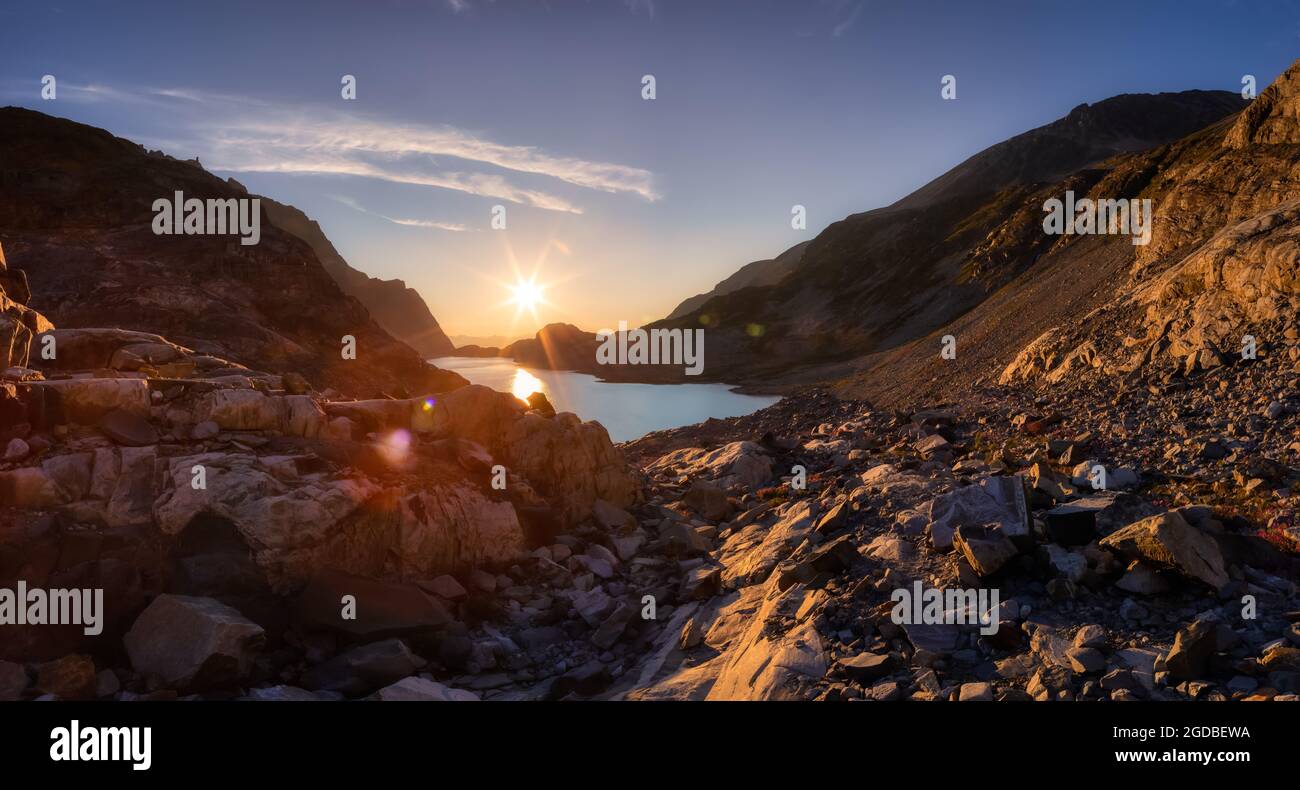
[0,107,462,397]
[260,197,455,359]
[666,241,809,320]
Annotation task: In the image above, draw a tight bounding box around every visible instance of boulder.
[1165,619,1218,680]
[420,575,468,602]
[1044,504,1096,546]
[195,389,323,436]
[683,481,731,520]
[679,566,722,600]
[837,652,895,682]
[4,437,29,461]
[646,441,773,490]
[98,408,158,446]
[591,498,636,531]
[301,639,424,696]
[953,524,1019,577]
[41,452,92,500]
[34,654,97,700]
[294,571,452,640]
[30,328,176,371]
[591,602,637,649]
[372,677,479,701]
[924,476,1030,544]
[1100,512,1228,589]
[123,595,265,690]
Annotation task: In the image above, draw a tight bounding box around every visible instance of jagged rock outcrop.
[0,241,52,371]
[1137,201,1300,368]
[991,59,1300,389]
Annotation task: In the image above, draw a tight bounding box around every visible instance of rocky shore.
[3,234,1296,700]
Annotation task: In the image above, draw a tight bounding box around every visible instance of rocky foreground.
[2,225,1297,700]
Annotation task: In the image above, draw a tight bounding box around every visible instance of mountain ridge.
[0,106,461,397]
[258,197,456,359]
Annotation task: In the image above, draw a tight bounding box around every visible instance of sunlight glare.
[511,368,544,401]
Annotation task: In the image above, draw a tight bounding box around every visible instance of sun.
[479,238,575,330]
[508,277,545,313]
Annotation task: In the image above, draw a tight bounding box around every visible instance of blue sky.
[2,0,1297,337]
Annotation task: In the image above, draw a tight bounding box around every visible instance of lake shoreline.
[430,356,781,443]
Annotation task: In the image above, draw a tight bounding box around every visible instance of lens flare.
[379,428,412,467]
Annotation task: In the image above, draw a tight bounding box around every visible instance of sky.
[2,0,1298,338]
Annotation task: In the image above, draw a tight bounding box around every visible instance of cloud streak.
[329,194,470,231]
[202,110,659,209]
[28,83,657,213]
[832,2,863,37]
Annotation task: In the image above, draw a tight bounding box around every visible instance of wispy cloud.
[15,83,657,214]
[203,111,659,207]
[832,2,863,37]
[623,0,656,18]
[329,194,470,231]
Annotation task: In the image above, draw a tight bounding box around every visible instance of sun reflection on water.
[511,368,544,401]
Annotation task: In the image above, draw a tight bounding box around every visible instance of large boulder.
[294,570,452,640]
[425,385,637,522]
[922,476,1031,546]
[301,639,423,696]
[123,595,265,690]
[953,524,1020,577]
[372,677,478,701]
[1100,512,1229,589]
[646,441,774,491]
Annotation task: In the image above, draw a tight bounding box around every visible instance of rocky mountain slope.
[0,107,459,398]
[260,198,456,359]
[666,241,809,320]
[828,59,1300,409]
[647,90,1248,385]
